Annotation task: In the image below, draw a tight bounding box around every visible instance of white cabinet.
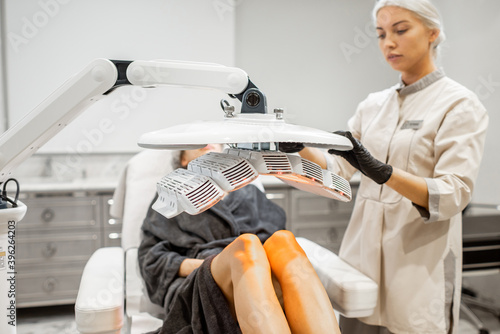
[16,192,120,307]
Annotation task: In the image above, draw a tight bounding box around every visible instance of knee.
[268,230,296,245]
[264,230,305,256]
[229,234,268,271]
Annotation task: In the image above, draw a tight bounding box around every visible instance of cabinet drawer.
[17,234,100,264]
[290,188,356,225]
[16,270,83,307]
[19,197,99,230]
[265,189,288,211]
[293,225,347,254]
[265,189,290,228]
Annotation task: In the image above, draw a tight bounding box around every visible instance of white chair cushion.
[110,149,176,251]
[296,237,378,318]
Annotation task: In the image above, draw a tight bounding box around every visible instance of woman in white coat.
[293,0,489,333]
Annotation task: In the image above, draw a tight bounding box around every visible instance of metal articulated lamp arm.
[0,58,258,184]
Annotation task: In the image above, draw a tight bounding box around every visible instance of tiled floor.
[16,303,500,334]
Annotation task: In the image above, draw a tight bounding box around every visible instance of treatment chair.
[74,149,378,334]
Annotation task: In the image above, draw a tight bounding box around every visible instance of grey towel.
[158,255,241,334]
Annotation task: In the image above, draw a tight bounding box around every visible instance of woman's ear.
[429,28,440,44]
[180,152,188,168]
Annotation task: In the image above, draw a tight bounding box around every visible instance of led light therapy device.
[187,152,259,192]
[153,169,225,219]
[0,59,353,333]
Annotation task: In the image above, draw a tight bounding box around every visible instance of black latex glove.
[277,142,305,153]
[328,131,393,184]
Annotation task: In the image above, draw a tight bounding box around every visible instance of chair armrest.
[296,237,378,318]
[75,247,124,334]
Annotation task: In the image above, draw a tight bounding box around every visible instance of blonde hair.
[373,0,445,58]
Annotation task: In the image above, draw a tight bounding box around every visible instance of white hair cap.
[373,0,445,57]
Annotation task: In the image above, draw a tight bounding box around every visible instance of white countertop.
[12,177,118,195]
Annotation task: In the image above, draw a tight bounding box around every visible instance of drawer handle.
[42,277,57,293]
[41,208,55,223]
[266,193,286,200]
[108,232,122,240]
[41,242,58,258]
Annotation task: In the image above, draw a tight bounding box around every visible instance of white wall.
[235,0,500,205]
[2,0,499,204]
[3,0,235,153]
[435,0,500,206]
[235,0,397,132]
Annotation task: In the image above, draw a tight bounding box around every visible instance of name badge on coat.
[401,120,423,130]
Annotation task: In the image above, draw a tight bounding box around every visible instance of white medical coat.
[326,71,488,334]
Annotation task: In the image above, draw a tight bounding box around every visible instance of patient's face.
[181,144,223,167]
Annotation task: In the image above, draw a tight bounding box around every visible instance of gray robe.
[138,185,286,333]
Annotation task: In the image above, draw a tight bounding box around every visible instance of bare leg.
[264,230,341,334]
[211,234,291,334]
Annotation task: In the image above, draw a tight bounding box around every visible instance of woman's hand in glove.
[277,142,305,153]
[328,131,393,184]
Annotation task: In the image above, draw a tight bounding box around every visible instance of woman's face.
[376,6,439,81]
[180,144,223,167]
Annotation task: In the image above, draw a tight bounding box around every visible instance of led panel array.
[153,148,352,219]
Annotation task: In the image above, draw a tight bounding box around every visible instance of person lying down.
[138,145,340,334]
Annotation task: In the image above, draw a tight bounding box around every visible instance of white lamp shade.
[138,113,352,151]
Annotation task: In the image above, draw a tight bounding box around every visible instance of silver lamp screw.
[274,108,284,120]
[224,105,235,118]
